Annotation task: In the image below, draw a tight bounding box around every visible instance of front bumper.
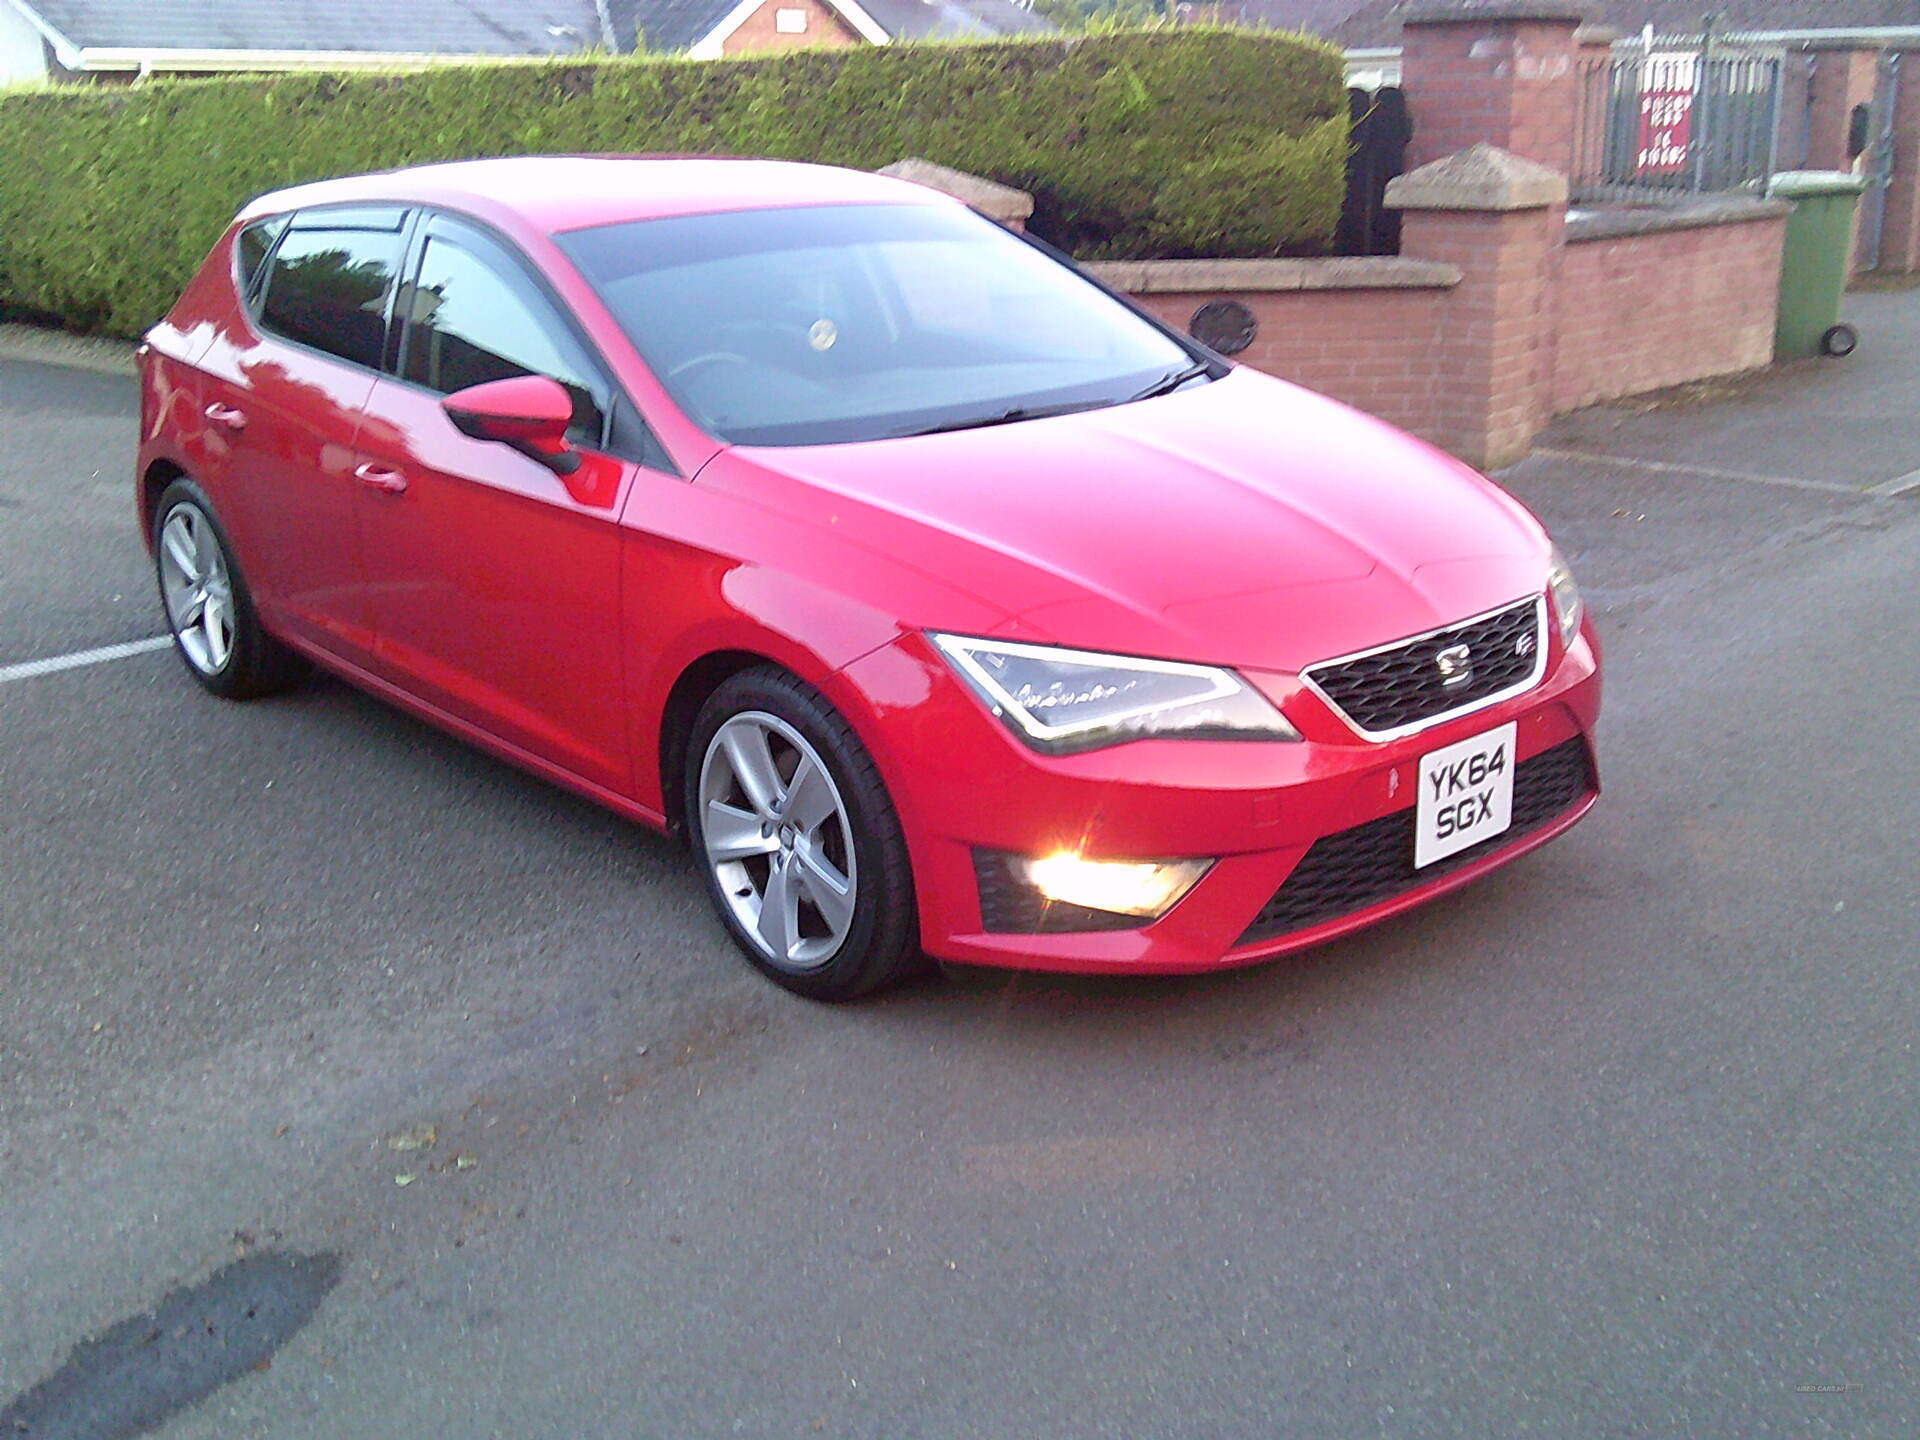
[837,618,1602,975]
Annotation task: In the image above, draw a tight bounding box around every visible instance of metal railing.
[1571,40,1782,202]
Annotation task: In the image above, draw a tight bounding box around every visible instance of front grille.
[1305,597,1544,736]
[1237,737,1594,945]
[972,850,1145,934]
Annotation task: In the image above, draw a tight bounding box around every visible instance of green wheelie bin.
[1768,170,1869,360]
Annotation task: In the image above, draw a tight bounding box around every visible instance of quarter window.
[258,224,405,370]
[235,216,289,301]
[399,235,606,447]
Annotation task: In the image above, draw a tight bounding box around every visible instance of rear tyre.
[1820,323,1858,358]
[152,479,306,699]
[685,667,923,1001]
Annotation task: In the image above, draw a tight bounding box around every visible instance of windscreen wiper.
[894,398,1106,439]
[1128,360,1214,404]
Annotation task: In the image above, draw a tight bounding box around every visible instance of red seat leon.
[138,156,1601,999]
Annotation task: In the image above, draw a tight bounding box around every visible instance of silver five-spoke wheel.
[157,501,235,676]
[698,711,858,972]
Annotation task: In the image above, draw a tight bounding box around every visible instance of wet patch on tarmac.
[0,1250,340,1439]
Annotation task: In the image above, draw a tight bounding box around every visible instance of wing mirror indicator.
[440,375,582,476]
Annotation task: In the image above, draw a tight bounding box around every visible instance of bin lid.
[1769,170,1870,199]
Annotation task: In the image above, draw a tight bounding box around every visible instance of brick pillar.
[1878,55,1920,272]
[1797,45,1882,273]
[1572,23,1618,70]
[1398,2,1586,172]
[1386,144,1568,469]
[1803,43,1879,172]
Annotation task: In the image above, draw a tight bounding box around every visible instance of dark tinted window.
[235,216,288,301]
[259,225,405,370]
[399,234,605,447]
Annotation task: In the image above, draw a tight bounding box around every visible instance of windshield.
[556,203,1199,447]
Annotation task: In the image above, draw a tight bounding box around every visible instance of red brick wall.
[1063,10,1790,465]
[720,0,860,56]
[1104,209,1781,468]
[1551,217,1786,413]
[1119,287,1455,441]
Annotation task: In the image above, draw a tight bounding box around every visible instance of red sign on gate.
[1637,88,1692,173]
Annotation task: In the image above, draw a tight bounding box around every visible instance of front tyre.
[152,479,305,699]
[686,668,923,1001]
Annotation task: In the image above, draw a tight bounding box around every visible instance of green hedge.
[0,29,1344,338]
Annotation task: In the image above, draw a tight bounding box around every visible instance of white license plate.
[1414,722,1516,868]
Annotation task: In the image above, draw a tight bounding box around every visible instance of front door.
[354,215,643,794]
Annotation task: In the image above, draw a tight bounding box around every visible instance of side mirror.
[441,375,581,475]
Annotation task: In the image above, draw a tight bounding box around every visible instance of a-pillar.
[1386,144,1569,469]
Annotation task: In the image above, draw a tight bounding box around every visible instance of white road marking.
[1866,469,1920,498]
[0,635,173,685]
[1530,446,1865,496]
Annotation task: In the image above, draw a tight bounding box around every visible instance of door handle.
[353,463,408,495]
[203,402,247,433]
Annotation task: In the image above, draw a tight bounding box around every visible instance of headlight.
[1546,547,1584,648]
[929,634,1300,754]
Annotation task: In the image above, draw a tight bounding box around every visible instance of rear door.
[197,206,412,663]
[353,213,654,793]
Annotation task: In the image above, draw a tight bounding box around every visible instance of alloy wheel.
[698,711,858,972]
[157,502,235,676]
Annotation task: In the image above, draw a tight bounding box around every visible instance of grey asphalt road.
[2,293,1917,1440]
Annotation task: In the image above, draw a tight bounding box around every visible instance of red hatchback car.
[139,156,1601,999]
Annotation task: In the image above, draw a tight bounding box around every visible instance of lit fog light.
[1016,852,1211,918]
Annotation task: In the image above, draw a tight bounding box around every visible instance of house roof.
[1553,0,1920,37]
[6,0,1050,61]
[858,0,1056,41]
[1213,0,1379,41]
[608,0,742,51]
[607,0,1052,52]
[9,0,592,55]
[1225,0,1920,47]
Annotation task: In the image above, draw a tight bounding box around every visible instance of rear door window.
[258,210,408,370]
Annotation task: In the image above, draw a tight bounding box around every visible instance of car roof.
[237,155,957,235]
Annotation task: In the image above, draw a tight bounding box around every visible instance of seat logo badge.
[1435,643,1474,687]
[1515,631,1537,658]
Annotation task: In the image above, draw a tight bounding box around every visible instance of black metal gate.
[1340,84,1412,256]
[1571,37,1782,201]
